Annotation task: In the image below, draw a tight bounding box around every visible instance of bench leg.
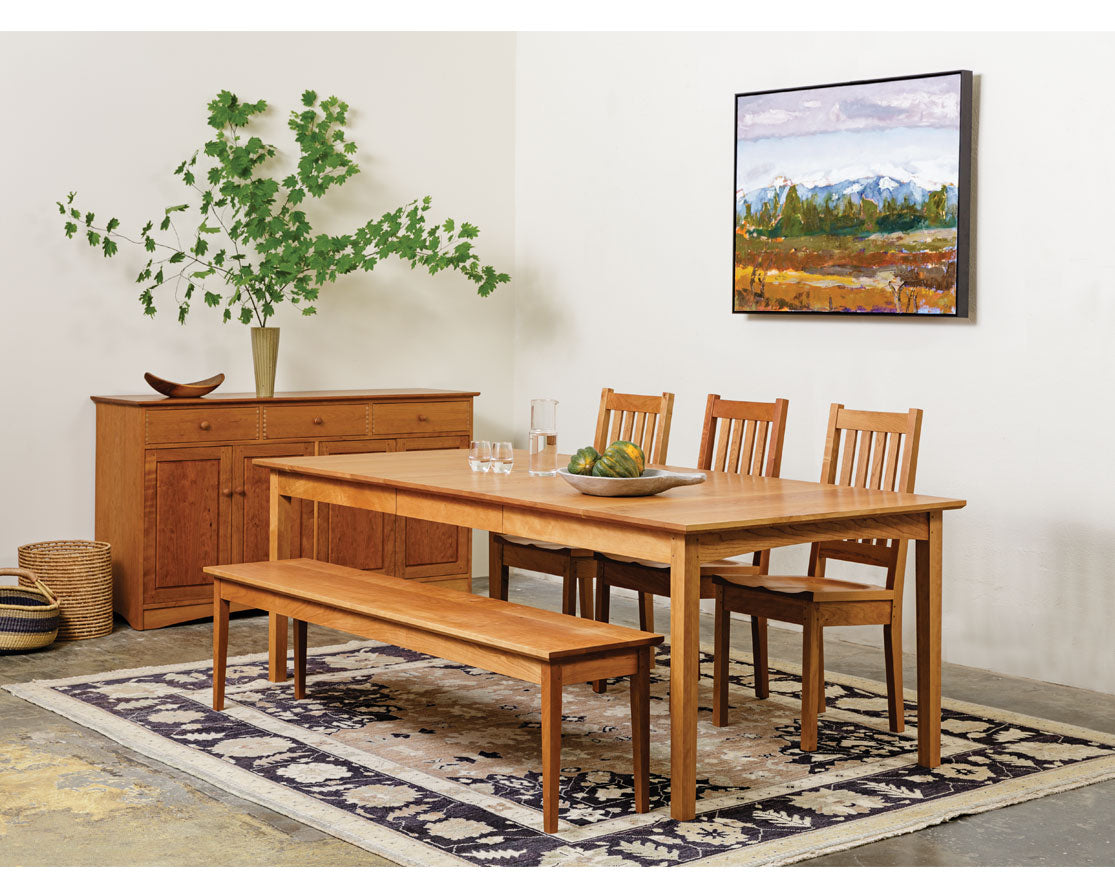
[631,648,651,814]
[212,584,229,711]
[293,619,307,700]
[541,665,562,833]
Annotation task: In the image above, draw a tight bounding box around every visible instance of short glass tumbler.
[468,440,492,472]
[492,441,514,474]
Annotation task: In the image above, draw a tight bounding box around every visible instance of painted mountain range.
[736,175,958,217]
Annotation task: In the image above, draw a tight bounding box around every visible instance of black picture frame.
[733,70,972,317]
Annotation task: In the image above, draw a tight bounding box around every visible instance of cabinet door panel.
[316,440,396,573]
[233,443,315,564]
[396,436,471,578]
[145,446,231,604]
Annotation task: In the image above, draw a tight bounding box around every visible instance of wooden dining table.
[256,447,965,822]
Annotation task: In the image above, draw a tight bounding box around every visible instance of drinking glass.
[492,441,514,474]
[529,398,558,476]
[468,440,492,472]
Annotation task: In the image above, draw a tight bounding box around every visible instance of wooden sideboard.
[92,388,478,630]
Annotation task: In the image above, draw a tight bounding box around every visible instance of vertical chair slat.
[752,420,770,475]
[727,418,744,473]
[740,420,757,477]
[854,430,874,488]
[714,420,731,472]
[839,429,858,486]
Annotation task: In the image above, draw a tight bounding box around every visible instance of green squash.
[567,446,600,475]
[592,447,641,478]
[608,440,646,475]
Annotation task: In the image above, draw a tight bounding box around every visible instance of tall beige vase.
[251,326,280,398]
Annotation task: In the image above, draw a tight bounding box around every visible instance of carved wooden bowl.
[143,372,225,399]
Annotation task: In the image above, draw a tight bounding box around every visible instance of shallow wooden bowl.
[143,372,225,399]
[557,468,706,497]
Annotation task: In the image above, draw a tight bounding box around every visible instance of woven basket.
[18,540,113,641]
[0,568,60,652]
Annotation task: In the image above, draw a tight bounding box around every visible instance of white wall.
[0,32,516,574]
[514,32,1115,694]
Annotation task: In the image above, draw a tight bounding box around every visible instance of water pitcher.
[528,398,558,476]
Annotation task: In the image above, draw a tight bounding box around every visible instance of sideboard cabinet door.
[144,446,232,606]
[232,442,315,564]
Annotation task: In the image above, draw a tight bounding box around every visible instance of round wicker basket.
[18,540,113,641]
[0,568,60,652]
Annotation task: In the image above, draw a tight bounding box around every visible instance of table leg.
[916,510,943,768]
[268,473,293,683]
[212,582,229,711]
[669,535,700,821]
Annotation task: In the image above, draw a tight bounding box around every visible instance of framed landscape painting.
[733,70,972,316]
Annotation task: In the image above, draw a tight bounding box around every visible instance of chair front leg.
[713,589,730,726]
[750,615,769,699]
[816,629,826,714]
[884,619,904,733]
[800,609,821,752]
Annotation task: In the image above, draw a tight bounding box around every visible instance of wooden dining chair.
[711,403,923,752]
[594,395,790,633]
[488,388,675,620]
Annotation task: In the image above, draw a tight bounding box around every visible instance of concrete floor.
[2,575,1113,867]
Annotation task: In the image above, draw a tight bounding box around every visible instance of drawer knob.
[221,487,233,497]
[313,416,324,425]
[235,488,246,497]
[417,414,429,423]
[199,421,212,431]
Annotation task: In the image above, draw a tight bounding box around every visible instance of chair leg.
[884,622,905,733]
[560,559,576,616]
[637,592,655,633]
[293,619,307,700]
[713,592,730,726]
[578,574,595,619]
[816,629,826,715]
[630,648,651,814]
[592,578,611,693]
[541,665,562,834]
[800,610,821,752]
[488,535,508,601]
[750,616,769,699]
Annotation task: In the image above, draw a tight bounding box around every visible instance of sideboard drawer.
[146,407,260,444]
[372,401,471,435]
[263,403,368,440]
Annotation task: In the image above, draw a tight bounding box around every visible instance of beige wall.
[0,32,517,575]
[513,32,1115,693]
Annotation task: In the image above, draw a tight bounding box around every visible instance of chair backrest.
[696,395,789,476]
[593,389,675,465]
[811,403,924,591]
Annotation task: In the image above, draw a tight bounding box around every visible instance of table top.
[257,448,965,535]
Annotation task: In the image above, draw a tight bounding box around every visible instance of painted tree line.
[738,183,956,239]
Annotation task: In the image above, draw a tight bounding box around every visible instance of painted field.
[733,228,958,314]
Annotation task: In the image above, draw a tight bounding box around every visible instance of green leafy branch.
[59,89,510,327]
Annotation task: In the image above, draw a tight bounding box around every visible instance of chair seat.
[500,534,569,552]
[601,552,760,579]
[714,574,894,603]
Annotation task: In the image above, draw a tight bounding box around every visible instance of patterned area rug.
[8,639,1115,866]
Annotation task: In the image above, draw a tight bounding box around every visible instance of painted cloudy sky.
[735,74,963,195]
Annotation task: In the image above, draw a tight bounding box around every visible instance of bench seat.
[205,558,663,833]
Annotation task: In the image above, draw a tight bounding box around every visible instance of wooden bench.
[204,558,663,833]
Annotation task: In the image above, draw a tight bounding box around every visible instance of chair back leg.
[750,616,770,699]
[713,591,731,726]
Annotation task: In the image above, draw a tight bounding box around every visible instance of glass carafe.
[528,399,558,476]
